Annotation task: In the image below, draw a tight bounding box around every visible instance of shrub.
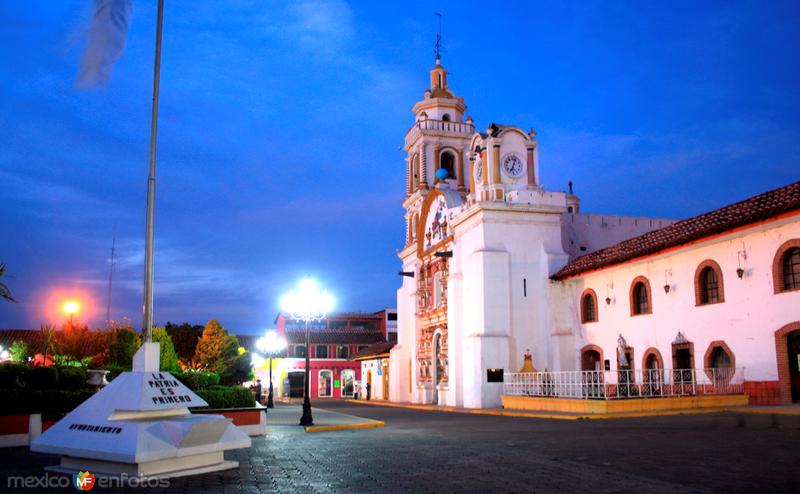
[58,367,87,391]
[194,385,255,409]
[108,327,142,367]
[105,364,129,382]
[0,389,95,419]
[0,363,31,389]
[9,341,28,363]
[28,366,59,390]
[172,370,220,391]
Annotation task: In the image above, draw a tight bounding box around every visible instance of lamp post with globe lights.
[256,330,286,409]
[280,278,334,426]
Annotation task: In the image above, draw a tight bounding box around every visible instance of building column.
[492,144,501,184]
[526,146,535,188]
[468,153,476,194]
[406,156,413,196]
[457,148,465,191]
[419,143,429,189]
[433,143,441,182]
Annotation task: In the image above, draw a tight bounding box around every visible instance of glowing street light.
[63,300,80,323]
[280,278,334,426]
[256,330,287,409]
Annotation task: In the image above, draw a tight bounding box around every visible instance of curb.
[304,420,385,433]
[343,399,800,420]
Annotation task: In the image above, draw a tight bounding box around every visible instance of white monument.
[31,343,251,478]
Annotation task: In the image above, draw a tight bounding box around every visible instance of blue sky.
[1,1,798,333]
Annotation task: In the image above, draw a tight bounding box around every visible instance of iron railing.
[503,368,744,400]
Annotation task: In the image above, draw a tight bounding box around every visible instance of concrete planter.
[0,414,42,448]
[191,403,266,436]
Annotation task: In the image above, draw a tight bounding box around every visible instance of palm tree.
[0,263,14,302]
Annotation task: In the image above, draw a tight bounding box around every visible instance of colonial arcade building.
[389,56,800,408]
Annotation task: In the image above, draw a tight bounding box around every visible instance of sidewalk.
[265,403,384,432]
[346,398,800,421]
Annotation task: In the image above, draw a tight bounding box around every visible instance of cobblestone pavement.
[2,402,798,493]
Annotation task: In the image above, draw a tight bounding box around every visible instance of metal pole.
[300,318,314,426]
[267,354,275,408]
[142,0,165,342]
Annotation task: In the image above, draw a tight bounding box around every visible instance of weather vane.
[434,12,442,62]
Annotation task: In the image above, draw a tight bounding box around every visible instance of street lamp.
[280,278,334,426]
[256,330,286,409]
[63,301,79,324]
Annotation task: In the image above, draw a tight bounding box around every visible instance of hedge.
[0,389,96,420]
[194,385,255,409]
[0,364,87,390]
[172,370,221,391]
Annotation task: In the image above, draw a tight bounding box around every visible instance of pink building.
[274,311,390,399]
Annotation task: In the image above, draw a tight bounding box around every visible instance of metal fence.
[503,368,744,400]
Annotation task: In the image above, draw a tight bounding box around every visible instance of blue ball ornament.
[435,168,449,180]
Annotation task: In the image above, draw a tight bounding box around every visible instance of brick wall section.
[744,381,781,405]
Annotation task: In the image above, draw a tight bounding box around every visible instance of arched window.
[580,289,598,323]
[318,370,333,398]
[773,239,800,293]
[695,260,724,305]
[629,277,652,315]
[439,151,456,180]
[709,347,731,369]
[783,248,800,291]
[412,154,421,189]
[441,113,451,121]
[703,341,735,383]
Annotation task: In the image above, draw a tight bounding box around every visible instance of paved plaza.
[2,402,799,493]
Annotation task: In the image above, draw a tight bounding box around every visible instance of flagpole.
[142,0,165,343]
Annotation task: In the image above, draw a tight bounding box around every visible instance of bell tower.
[402,51,474,247]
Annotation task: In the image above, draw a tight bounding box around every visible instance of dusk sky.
[1,1,798,334]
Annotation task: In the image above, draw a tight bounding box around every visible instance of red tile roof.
[285,329,386,345]
[350,342,396,360]
[552,181,800,280]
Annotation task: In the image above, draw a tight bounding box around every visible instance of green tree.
[108,326,142,368]
[0,263,14,302]
[152,327,180,372]
[9,340,28,362]
[165,322,203,362]
[40,324,57,364]
[58,321,108,362]
[194,320,239,374]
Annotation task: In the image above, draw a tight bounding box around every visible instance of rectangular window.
[388,313,397,321]
[336,345,349,359]
[294,346,306,358]
[329,320,347,330]
[315,345,329,359]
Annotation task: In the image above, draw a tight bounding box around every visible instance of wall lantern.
[663,269,672,294]
[663,284,671,293]
[605,297,611,305]
[737,249,747,279]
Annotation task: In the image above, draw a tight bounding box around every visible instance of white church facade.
[388,57,800,409]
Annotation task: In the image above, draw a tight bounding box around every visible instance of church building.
[389,55,800,408]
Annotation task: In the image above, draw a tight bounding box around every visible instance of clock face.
[502,154,525,178]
